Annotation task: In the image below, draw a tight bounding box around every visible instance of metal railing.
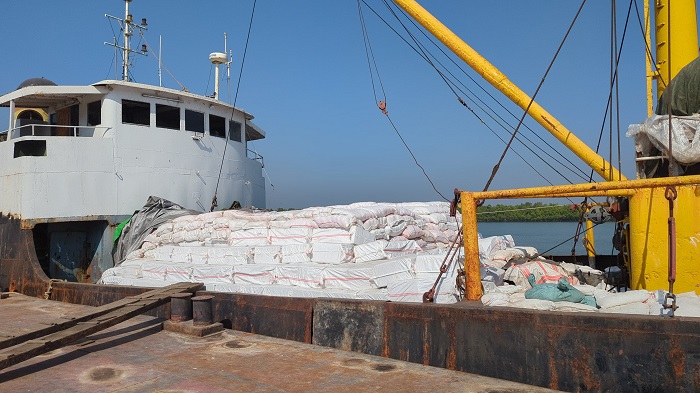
[2,124,108,140]
[247,149,264,167]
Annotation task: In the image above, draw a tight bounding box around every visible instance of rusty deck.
[0,293,555,392]
[1,214,700,392]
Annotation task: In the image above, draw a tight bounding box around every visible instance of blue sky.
[1,1,692,209]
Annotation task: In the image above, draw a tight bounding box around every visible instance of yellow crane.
[393,0,700,300]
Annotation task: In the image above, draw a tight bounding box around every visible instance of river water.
[477,221,617,256]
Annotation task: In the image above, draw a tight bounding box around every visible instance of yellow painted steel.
[584,219,596,261]
[393,0,625,182]
[469,174,700,200]
[629,185,700,294]
[644,0,654,116]
[655,0,699,96]
[460,192,483,301]
[461,175,700,296]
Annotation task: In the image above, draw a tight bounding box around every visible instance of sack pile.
[100,202,464,303]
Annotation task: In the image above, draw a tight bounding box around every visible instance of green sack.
[525,275,597,307]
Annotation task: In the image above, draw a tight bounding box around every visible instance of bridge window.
[87,101,101,126]
[156,104,180,130]
[229,120,241,142]
[185,109,204,133]
[122,100,150,126]
[210,114,226,138]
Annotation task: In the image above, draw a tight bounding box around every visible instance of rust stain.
[668,340,686,382]
[423,320,430,365]
[546,329,559,390]
[570,347,599,392]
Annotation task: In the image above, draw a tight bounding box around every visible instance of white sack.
[353,240,388,263]
[269,228,311,245]
[273,265,325,288]
[370,257,415,288]
[229,229,269,246]
[191,265,234,284]
[596,290,652,309]
[386,278,458,304]
[384,239,422,259]
[280,244,312,264]
[311,243,354,264]
[233,264,276,285]
[323,263,375,291]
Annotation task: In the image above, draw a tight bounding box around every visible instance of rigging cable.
[106,18,121,79]
[357,0,449,201]
[210,0,257,211]
[139,31,189,91]
[372,0,592,188]
[387,1,592,182]
[368,0,587,190]
[358,0,387,107]
[570,0,634,254]
[480,0,587,194]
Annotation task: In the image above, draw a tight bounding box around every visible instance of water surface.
[477,221,616,256]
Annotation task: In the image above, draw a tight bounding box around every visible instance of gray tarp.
[112,196,198,266]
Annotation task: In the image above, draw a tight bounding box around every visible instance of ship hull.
[1,213,698,392]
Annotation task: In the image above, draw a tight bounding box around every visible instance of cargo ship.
[1,1,699,391]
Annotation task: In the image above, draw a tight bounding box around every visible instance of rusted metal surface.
[192,295,214,326]
[3,214,700,391]
[312,299,384,356]
[170,292,193,322]
[0,282,202,371]
[0,283,198,351]
[206,291,314,343]
[0,294,554,392]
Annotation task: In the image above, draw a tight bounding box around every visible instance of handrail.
[457,174,700,301]
[246,149,264,167]
[3,124,109,140]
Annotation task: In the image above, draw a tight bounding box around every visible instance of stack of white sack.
[101,202,473,304]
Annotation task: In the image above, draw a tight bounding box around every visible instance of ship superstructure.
[0,0,266,282]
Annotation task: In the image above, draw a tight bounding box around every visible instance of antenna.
[104,0,148,81]
[158,35,162,86]
[209,32,232,101]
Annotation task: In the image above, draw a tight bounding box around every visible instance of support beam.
[393,0,625,181]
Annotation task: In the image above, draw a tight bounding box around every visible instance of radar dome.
[17,78,57,90]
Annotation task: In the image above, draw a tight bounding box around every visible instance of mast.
[654,0,698,97]
[392,0,625,182]
[123,0,131,81]
[209,33,231,101]
[104,0,148,81]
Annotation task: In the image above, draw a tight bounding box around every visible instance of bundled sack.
[524,275,596,307]
[478,235,515,262]
[504,260,579,289]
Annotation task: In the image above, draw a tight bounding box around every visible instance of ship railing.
[247,149,265,167]
[4,124,109,140]
[456,174,700,301]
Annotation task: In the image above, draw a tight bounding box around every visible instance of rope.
[369,0,590,187]
[210,0,257,211]
[139,31,189,91]
[390,2,591,181]
[357,0,448,202]
[481,0,587,194]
